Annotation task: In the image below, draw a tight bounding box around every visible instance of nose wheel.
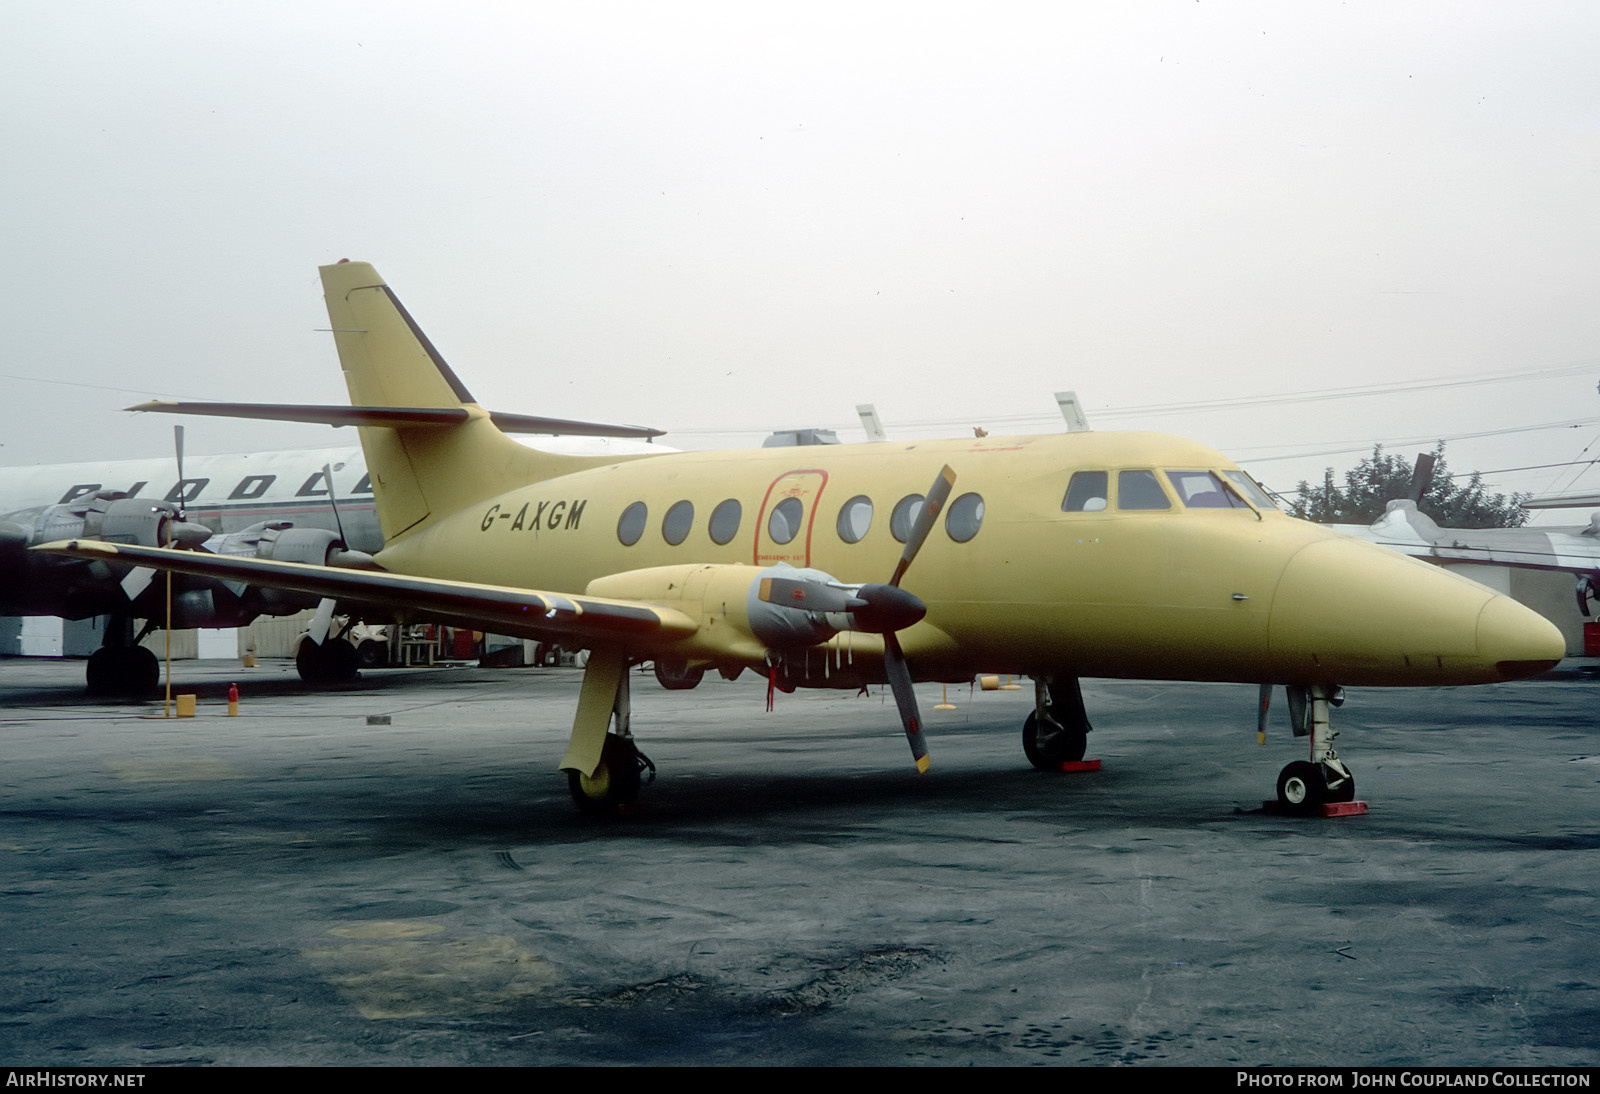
[1023,675,1092,769]
[1276,760,1357,813]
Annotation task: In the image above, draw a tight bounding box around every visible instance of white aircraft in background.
[1324,455,1600,619]
[1,432,665,695]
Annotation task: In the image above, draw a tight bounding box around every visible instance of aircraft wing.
[1334,503,1600,574]
[34,540,698,647]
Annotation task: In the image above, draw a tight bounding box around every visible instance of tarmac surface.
[1,655,1597,1067]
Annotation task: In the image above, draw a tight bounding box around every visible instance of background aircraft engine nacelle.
[17,503,94,545]
[157,587,249,630]
[254,526,343,566]
[0,494,205,549]
[98,498,195,547]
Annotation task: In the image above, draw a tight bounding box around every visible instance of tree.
[1289,443,1531,528]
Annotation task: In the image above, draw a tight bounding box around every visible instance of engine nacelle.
[256,525,343,566]
[587,562,902,668]
[4,492,197,549]
[743,565,844,648]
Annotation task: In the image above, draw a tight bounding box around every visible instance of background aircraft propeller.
[162,425,211,548]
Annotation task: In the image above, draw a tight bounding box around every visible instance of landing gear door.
[754,470,829,569]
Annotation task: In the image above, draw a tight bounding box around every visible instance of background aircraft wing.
[1335,502,1600,574]
[34,540,698,647]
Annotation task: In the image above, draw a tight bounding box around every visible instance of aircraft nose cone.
[1268,535,1564,685]
[1475,593,1565,680]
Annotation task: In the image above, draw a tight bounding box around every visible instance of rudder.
[319,260,545,542]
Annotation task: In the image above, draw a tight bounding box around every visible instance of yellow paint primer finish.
[41,261,1567,744]
[377,417,1562,688]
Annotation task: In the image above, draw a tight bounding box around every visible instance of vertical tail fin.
[319,260,551,542]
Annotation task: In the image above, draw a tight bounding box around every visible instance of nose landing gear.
[1273,684,1365,816]
[1024,675,1092,769]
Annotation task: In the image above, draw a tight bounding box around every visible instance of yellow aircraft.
[39,261,1567,816]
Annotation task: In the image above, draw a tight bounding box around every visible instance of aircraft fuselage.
[374,429,1556,689]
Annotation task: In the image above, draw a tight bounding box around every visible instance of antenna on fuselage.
[856,404,888,442]
[1055,391,1090,432]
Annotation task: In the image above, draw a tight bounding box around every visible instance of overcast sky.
[3,1,1597,517]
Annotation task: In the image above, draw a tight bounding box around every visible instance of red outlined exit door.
[754,469,829,568]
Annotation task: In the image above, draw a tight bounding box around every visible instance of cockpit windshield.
[1062,467,1279,514]
[1117,470,1171,510]
[1166,470,1247,509]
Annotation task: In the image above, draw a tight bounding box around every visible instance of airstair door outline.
[754,469,829,568]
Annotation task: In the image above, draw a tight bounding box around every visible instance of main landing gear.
[561,648,656,815]
[1273,684,1358,815]
[1024,675,1092,769]
[86,644,159,698]
[652,659,704,691]
[295,635,359,684]
[85,615,160,699]
[568,731,656,816]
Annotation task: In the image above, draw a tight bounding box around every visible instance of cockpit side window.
[1222,470,1278,510]
[1061,470,1109,513]
[1166,470,1244,509]
[1117,470,1171,510]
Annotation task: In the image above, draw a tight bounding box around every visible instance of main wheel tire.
[1277,760,1327,812]
[567,734,644,816]
[297,639,360,684]
[87,647,159,699]
[325,639,359,681]
[295,640,328,684]
[653,660,704,691]
[125,647,159,698]
[1022,710,1088,770]
[86,648,120,697]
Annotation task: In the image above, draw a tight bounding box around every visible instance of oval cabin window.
[617,501,648,546]
[768,497,804,545]
[662,500,694,544]
[837,495,873,543]
[709,499,742,545]
[945,492,985,542]
[890,494,924,543]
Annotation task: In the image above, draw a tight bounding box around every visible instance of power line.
[677,358,1600,437]
[1235,416,1600,467]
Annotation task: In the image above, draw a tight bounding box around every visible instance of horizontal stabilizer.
[128,400,666,439]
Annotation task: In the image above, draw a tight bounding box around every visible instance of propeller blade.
[882,632,930,773]
[890,465,956,587]
[172,425,187,523]
[323,463,349,546]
